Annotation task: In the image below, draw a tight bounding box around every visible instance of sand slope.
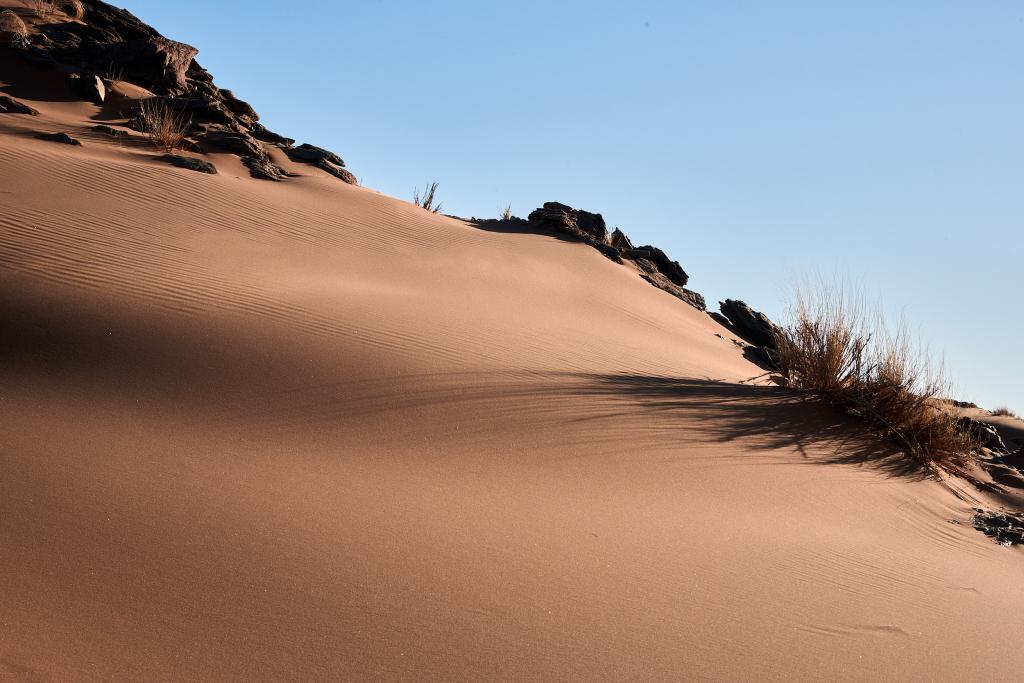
[2,77,1023,681]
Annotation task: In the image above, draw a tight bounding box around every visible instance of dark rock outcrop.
[640,273,706,311]
[91,124,129,138]
[101,37,198,95]
[69,73,105,104]
[7,0,353,182]
[719,300,780,350]
[34,132,81,146]
[283,144,357,184]
[633,245,688,287]
[0,95,38,115]
[957,417,1008,453]
[159,154,216,174]
[972,509,1024,546]
[242,155,290,181]
[527,202,608,243]
[609,228,634,250]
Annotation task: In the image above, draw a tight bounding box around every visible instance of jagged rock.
[526,202,608,242]
[0,95,38,115]
[165,96,234,125]
[159,154,217,174]
[69,73,105,105]
[972,509,1024,545]
[315,160,357,184]
[218,89,259,120]
[719,299,780,350]
[202,131,264,157]
[242,155,289,181]
[610,228,634,250]
[952,400,978,408]
[250,122,294,146]
[101,37,198,95]
[957,417,1008,453]
[285,143,346,167]
[34,132,81,146]
[634,245,688,287]
[708,311,733,328]
[640,273,706,311]
[91,124,129,138]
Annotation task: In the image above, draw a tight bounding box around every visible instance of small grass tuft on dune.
[413,182,443,214]
[992,406,1018,418]
[774,281,979,470]
[135,99,192,153]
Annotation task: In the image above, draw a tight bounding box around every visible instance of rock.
[34,132,81,146]
[633,245,688,287]
[314,159,357,184]
[284,143,346,167]
[526,202,608,242]
[249,122,294,146]
[91,124,129,138]
[575,209,608,242]
[159,154,216,174]
[101,37,198,95]
[708,311,733,328]
[165,96,234,125]
[242,155,289,181]
[218,89,259,120]
[202,130,264,157]
[972,509,1024,546]
[957,417,1008,453]
[719,299,780,350]
[609,228,634,250]
[640,273,706,311]
[0,95,39,115]
[952,400,978,409]
[69,73,105,104]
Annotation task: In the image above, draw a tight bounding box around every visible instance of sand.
[2,47,1024,682]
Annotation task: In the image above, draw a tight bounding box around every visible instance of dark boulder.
[526,202,608,242]
[34,132,81,146]
[101,37,198,95]
[634,245,688,287]
[973,509,1024,546]
[218,89,259,121]
[719,299,780,349]
[284,143,346,167]
[91,124,129,138]
[0,95,38,115]
[314,160,357,184]
[708,311,733,329]
[249,122,295,146]
[242,155,290,181]
[165,96,234,125]
[640,273,706,311]
[202,130,264,157]
[159,154,217,174]
[68,73,106,105]
[957,417,1008,453]
[609,228,634,250]
[575,209,608,242]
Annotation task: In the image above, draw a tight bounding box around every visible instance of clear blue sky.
[126,0,1022,410]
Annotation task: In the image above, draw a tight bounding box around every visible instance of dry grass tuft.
[135,99,192,152]
[992,406,1018,418]
[27,0,83,20]
[413,182,443,213]
[0,9,28,41]
[774,282,978,470]
[501,204,513,221]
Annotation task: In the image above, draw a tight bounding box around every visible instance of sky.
[125,0,1022,410]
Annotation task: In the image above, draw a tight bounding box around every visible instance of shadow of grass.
[574,373,930,480]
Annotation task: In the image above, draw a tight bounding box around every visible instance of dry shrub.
[27,0,83,20]
[136,98,191,152]
[413,181,442,213]
[0,9,28,40]
[501,204,513,221]
[774,282,978,469]
[992,406,1018,418]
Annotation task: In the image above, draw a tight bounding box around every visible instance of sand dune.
[3,22,1024,681]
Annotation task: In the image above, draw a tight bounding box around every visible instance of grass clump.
[774,282,978,470]
[992,406,1018,418]
[413,181,442,213]
[501,204,513,221]
[135,98,192,152]
[0,9,28,43]
[27,0,83,20]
